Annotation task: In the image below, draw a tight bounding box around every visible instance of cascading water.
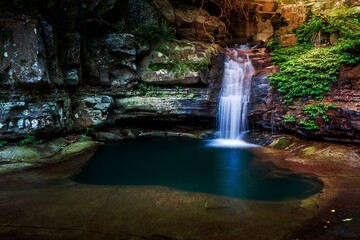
[217,48,255,144]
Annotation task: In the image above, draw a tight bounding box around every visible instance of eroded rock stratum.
[0,0,359,143]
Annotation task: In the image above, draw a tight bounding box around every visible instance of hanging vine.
[196,0,253,42]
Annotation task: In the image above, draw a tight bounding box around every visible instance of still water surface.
[73,138,322,201]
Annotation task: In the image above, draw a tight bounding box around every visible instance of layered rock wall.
[0,0,359,143]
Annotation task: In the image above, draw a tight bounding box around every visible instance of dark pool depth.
[72,138,322,201]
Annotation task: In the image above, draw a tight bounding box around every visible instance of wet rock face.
[0,0,359,142]
[73,94,114,129]
[139,40,215,85]
[0,20,50,87]
[113,88,216,123]
[0,92,72,139]
[85,33,137,88]
[247,49,360,143]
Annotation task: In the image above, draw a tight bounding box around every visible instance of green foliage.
[136,82,165,97]
[269,47,341,102]
[19,135,43,145]
[283,115,296,124]
[0,140,8,147]
[84,127,93,136]
[264,38,281,51]
[296,16,330,46]
[149,61,209,77]
[148,63,168,71]
[299,120,319,131]
[303,103,337,122]
[268,6,360,103]
[270,45,311,65]
[327,7,360,63]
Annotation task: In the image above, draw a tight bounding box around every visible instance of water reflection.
[73,138,322,201]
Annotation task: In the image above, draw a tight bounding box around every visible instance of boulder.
[0,135,100,174]
[139,40,217,85]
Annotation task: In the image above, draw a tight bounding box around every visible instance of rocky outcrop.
[248,57,360,143]
[0,92,72,139]
[0,135,100,174]
[85,33,137,88]
[139,40,217,85]
[173,4,227,43]
[0,0,359,143]
[0,1,221,139]
[113,89,216,122]
[0,20,51,87]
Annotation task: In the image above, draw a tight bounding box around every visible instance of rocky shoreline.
[0,131,359,239]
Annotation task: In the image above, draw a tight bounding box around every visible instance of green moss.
[0,140,8,147]
[0,146,40,162]
[62,141,97,156]
[148,63,170,71]
[19,135,43,145]
[272,138,293,149]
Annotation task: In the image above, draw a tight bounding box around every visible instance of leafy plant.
[136,82,164,97]
[0,140,8,147]
[265,38,281,51]
[269,45,311,65]
[283,115,296,124]
[268,6,360,103]
[296,16,330,46]
[303,103,337,122]
[299,120,319,131]
[269,47,341,102]
[19,135,43,145]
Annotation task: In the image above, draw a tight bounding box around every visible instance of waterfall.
[218,49,255,141]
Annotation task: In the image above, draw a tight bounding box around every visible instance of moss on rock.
[0,146,40,163]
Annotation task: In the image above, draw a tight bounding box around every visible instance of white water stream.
[217,49,255,145]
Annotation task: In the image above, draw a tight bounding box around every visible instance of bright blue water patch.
[72,138,322,201]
